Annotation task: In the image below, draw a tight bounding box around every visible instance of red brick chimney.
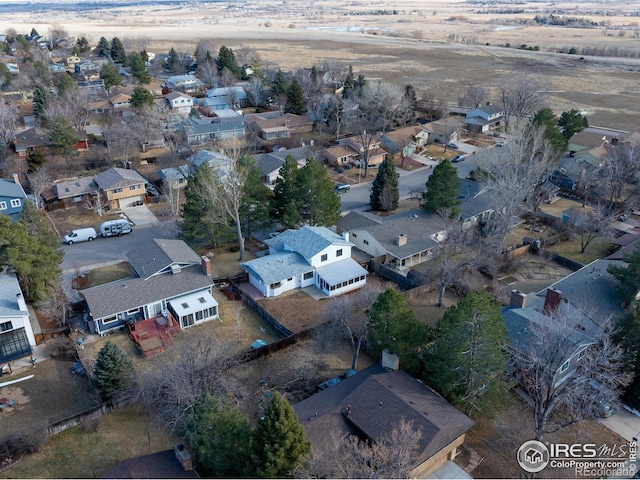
[11,173,20,185]
[201,255,211,277]
[510,289,527,309]
[543,287,562,315]
[174,443,193,471]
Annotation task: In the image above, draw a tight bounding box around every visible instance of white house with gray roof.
[241,226,367,298]
[81,239,218,335]
[0,273,35,363]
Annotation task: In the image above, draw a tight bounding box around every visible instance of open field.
[1,1,639,130]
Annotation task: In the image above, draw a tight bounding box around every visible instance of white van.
[63,227,98,245]
[100,219,132,238]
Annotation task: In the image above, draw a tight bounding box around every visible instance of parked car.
[451,155,465,163]
[334,183,351,194]
[589,380,615,418]
[446,142,459,149]
[63,227,98,245]
[146,183,160,197]
[496,141,506,147]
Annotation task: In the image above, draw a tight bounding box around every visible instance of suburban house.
[294,363,475,478]
[424,117,464,145]
[201,86,248,113]
[0,175,27,221]
[246,112,314,140]
[176,117,245,145]
[48,176,97,210]
[13,127,89,157]
[81,238,218,335]
[252,146,313,186]
[503,258,627,388]
[381,125,429,159]
[241,226,368,298]
[109,93,131,111]
[550,155,600,191]
[321,144,361,167]
[166,75,203,93]
[464,103,505,133]
[339,179,494,271]
[0,273,36,364]
[49,63,66,73]
[94,167,147,210]
[157,150,232,192]
[335,135,387,168]
[165,91,194,115]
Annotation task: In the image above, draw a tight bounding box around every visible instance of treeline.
[533,14,601,27]
[556,45,640,59]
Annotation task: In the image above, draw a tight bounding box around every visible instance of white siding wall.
[349,231,386,258]
[308,245,352,268]
[3,315,35,346]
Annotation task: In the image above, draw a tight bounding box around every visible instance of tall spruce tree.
[100,63,121,91]
[608,250,640,307]
[130,52,150,84]
[296,159,341,227]
[271,155,302,228]
[95,36,111,57]
[130,86,154,109]
[423,290,510,416]
[250,392,311,478]
[167,47,180,73]
[367,288,433,376]
[186,394,252,477]
[421,159,461,218]
[370,155,399,211]
[239,155,273,240]
[558,108,589,142]
[216,45,241,78]
[613,302,640,410]
[531,108,565,153]
[285,77,306,115]
[270,69,288,98]
[32,85,50,119]
[93,341,134,401]
[110,37,126,63]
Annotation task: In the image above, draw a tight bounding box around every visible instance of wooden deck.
[126,313,180,358]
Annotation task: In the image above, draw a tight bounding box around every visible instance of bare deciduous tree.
[360,81,405,134]
[131,328,240,433]
[321,59,347,90]
[197,60,220,88]
[511,308,631,441]
[323,284,381,370]
[48,24,68,45]
[498,77,547,129]
[0,101,19,159]
[246,76,267,112]
[36,282,70,327]
[600,141,640,210]
[104,121,142,166]
[27,166,51,210]
[297,417,423,479]
[566,204,613,254]
[458,85,489,108]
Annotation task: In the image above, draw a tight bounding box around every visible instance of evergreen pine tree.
[186,394,252,477]
[271,155,302,228]
[93,341,134,401]
[99,63,122,91]
[216,46,241,77]
[285,77,307,115]
[167,47,180,73]
[270,69,288,98]
[370,155,399,211]
[296,159,341,227]
[75,36,90,54]
[130,52,150,84]
[421,159,461,218]
[613,302,640,410]
[57,73,76,95]
[342,65,355,99]
[367,288,433,376]
[423,290,510,416]
[130,86,154,109]
[558,108,589,142]
[239,155,273,240]
[32,85,49,119]
[48,115,79,155]
[608,250,640,307]
[531,108,565,153]
[95,36,111,57]
[250,392,311,478]
[110,37,126,63]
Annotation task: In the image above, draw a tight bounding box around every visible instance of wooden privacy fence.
[46,402,114,436]
[228,281,293,338]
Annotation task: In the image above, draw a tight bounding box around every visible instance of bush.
[47,336,78,361]
[344,164,352,170]
[228,244,240,253]
[82,413,103,432]
[336,167,344,174]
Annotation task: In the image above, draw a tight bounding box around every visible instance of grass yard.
[204,247,256,279]
[47,209,121,239]
[0,406,177,479]
[546,237,613,265]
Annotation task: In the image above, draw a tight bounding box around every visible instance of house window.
[195,310,204,321]
[321,254,328,262]
[559,360,570,373]
[102,315,118,325]
[352,233,357,238]
[336,249,343,257]
[363,240,369,245]
[129,185,138,191]
[10,199,21,208]
[113,188,123,193]
[182,314,195,328]
[127,308,139,315]
[208,306,217,317]
[303,272,313,280]
[0,322,13,332]
[0,202,6,210]
[578,348,587,360]
[287,277,293,282]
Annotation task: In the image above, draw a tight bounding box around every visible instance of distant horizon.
[0,0,230,15]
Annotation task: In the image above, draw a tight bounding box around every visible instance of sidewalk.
[600,406,640,442]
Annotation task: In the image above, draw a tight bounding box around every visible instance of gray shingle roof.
[81,265,212,320]
[294,365,475,470]
[537,259,626,325]
[279,226,352,259]
[127,239,202,278]
[336,211,382,232]
[0,273,24,318]
[241,252,312,284]
[53,177,96,199]
[0,178,27,199]
[95,168,146,191]
[253,153,284,176]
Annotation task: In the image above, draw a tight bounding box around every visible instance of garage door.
[119,195,143,208]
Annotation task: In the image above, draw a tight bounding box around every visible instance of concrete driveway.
[121,205,158,226]
[600,406,640,442]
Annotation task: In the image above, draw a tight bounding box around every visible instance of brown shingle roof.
[102,450,199,479]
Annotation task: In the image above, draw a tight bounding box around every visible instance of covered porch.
[315,258,368,297]
[167,290,219,329]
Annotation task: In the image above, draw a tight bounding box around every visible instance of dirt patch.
[395,157,423,171]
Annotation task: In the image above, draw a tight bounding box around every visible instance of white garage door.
[119,195,143,208]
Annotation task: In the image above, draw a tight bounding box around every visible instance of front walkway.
[427,461,473,479]
[301,285,329,301]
